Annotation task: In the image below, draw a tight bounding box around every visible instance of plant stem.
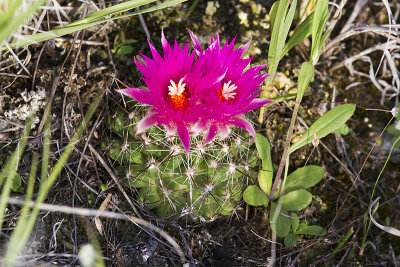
[268,100,301,200]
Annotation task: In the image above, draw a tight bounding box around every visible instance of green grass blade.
[280,0,297,57]
[0,0,47,44]
[20,153,38,218]
[38,93,102,204]
[40,109,51,184]
[268,0,280,29]
[0,0,23,28]
[4,94,102,266]
[260,0,297,122]
[325,228,354,264]
[9,0,187,49]
[311,0,328,42]
[4,153,38,265]
[68,0,157,26]
[0,116,32,231]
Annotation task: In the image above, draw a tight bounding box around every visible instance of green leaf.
[296,62,315,102]
[269,0,280,29]
[268,0,296,74]
[114,39,137,51]
[100,184,108,191]
[258,171,272,197]
[284,165,325,194]
[270,202,291,237]
[311,0,328,44]
[281,12,314,59]
[310,0,329,64]
[284,233,299,247]
[296,225,326,236]
[243,185,269,206]
[11,173,21,192]
[115,45,134,57]
[288,104,356,154]
[255,134,272,169]
[291,212,300,232]
[255,133,273,195]
[281,189,312,211]
[334,123,350,136]
[70,0,158,26]
[296,222,308,233]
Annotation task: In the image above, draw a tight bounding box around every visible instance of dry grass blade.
[7,197,186,263]
[369,197,400,237]
[94,193,112,236]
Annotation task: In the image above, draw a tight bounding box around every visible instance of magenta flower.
[188,30,273,144]
[117,31,222,154]
[118,30,272,154]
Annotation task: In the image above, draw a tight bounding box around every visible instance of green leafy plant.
[244,136,327,245]
[259,0,298,122]
[244,102,355,245]
[309,0,330,65]
[244,0,351,250]
[244,61,354,247]
[112,33,137,58]
[259,0,332,121]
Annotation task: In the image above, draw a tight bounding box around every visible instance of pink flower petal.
[227,114,256,140]
[135,110,161,134]
[219,124,230,140]
[116,88,154,106]
[236,98,275,114]
[148,40,163,63]
[237,37,252,57]
[161,29,171,57]
[177,123,190,155]
[204,123,219,145]
[188,29,203,55]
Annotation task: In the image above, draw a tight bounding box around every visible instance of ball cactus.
[106,107,258,219]
[106,30,271,219]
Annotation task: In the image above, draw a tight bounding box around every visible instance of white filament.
[221,80,237,100]
[168,78,186,96]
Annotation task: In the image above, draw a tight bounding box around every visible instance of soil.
[1,0,400,266]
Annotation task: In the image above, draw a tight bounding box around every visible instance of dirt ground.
[1,0,400,266]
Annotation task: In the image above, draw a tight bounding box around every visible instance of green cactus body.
[106,107,258,219]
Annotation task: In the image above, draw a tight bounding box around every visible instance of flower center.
[218,80,237,103]
[167,78,188,111]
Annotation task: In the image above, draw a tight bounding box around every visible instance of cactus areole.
[112,30,272,219]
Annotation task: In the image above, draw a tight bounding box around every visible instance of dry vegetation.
[0,0,400,266]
